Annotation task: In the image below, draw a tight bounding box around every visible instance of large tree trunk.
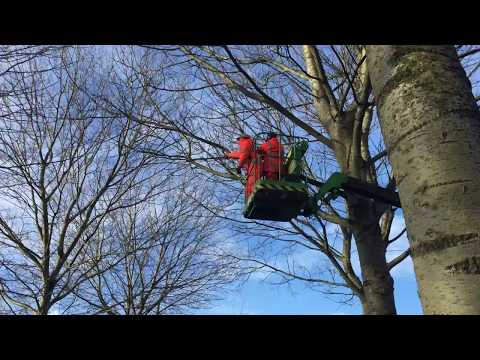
[367,45,480,314]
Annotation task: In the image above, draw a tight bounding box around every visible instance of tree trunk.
[38,283,53,315]
[367,45,480,314]
[331,122,397,315]
[350,198,397,314]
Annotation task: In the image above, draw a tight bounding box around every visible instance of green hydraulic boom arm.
[304,173,401,209]
[281,139,401,218]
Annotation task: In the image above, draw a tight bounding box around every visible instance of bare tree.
[0,47,171,314]
[70,179,240,315]
[0,46,65,79]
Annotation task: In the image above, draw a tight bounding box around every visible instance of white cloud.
[329,312,351,315]
[289,248,324,270]
[200,295,258,315]
[248,268,270,281]
[48,308,61,315]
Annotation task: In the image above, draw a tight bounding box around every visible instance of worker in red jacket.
[225,135,260,199]
[257,133,284,181]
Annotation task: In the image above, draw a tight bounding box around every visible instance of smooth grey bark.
[367,45,480,314]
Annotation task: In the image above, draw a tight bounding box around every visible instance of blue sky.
[197,210,423,315]
[197,255,422,315]
[199,268,421,315]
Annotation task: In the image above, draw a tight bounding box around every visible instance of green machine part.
[314,172,349,202]
[301,172,348,217]
[311,172,401,208]
[303,172,401,217]
[284,140,309,177]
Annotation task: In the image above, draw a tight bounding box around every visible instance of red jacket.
[258,137,283,175]
[226,136,255,170]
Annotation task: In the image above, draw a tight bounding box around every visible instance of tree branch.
[387,248,410,271]
[182,46,333,149]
